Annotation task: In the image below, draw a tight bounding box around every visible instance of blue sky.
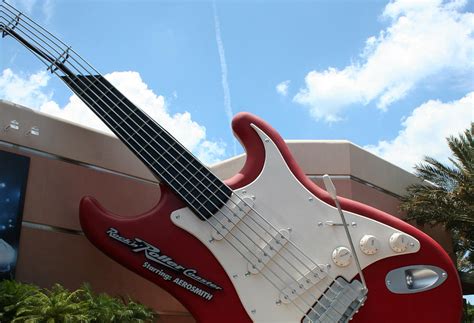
[0,0,472,168]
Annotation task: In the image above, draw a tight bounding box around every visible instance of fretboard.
[62,75,232,220]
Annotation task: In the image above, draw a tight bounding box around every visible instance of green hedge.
[0,280,157,322]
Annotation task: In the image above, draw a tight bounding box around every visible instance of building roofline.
[0,100,420,196]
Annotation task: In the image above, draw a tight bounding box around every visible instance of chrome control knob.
[389,232,409,253]
[332,246,352,267]
[360,235,380,255]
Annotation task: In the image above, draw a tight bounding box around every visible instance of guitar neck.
[63,75,232,219]
[0,4,231,220]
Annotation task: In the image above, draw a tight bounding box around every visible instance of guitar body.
[80,112,462,323]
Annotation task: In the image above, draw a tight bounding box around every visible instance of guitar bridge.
[302,277,367,323]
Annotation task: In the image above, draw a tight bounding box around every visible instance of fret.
[83,78,121,118]
[168,169,206,208]
[118,122,135,142]
[128,107,150,128]
[74,75,99,101]
[112,116,154,153]
[135,140,151,155]
[162,154,180,174]
[147,125,167,147]
[161,147,191,174]
[109,102,134,127]
[163,172,182,190]
[103,106,127,127]
[106,95,133,121]
[123,116,172,162]
[193,175,212,193]
[133,134,163,159]
[101,102,131,125]
[147,134,171,160]
[191,168,207,182]
[87,85,112,105]
[133,117,151,134]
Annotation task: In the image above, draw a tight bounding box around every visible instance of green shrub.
[0,280,40,322]
[0,280,157,322]
[82,284,155,323]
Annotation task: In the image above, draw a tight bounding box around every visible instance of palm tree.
[400,123,473,292]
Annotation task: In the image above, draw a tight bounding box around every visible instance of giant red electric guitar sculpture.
[1,2,462,322]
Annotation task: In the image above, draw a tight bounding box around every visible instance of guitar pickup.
[280,265,329,304]
[211,195,254,240]
[248,229,290,274]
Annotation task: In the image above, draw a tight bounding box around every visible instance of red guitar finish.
[80,112,462,322]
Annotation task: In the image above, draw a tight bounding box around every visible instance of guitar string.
[0,5,358,319]
[0,8,356,318]
[0,14,329,322]
[0,9,358,320]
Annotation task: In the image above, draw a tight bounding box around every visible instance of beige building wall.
[0,100,454,321]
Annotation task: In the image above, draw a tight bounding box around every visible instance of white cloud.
[365,92,473,172]
[195,140,226,166]
[276,80,290,96]
[0,69,52,108]
[6,0,36,14]
[6,0,54,22]
[41,0,54,23]
[294,0,474,122]
[0,69,226,164]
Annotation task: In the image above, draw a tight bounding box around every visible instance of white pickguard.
[171,124,419,322]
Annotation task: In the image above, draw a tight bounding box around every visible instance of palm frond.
[401,124,473,272]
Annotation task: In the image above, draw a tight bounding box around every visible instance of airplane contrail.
[213,2,237,155]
